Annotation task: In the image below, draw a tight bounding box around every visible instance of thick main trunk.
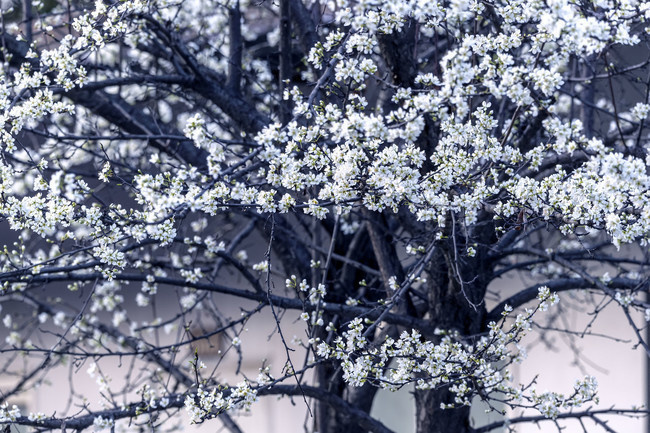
[413,289,484,433]
[415,388,472,433]
[315,216,495,433]
[316,382,379,433]
[413,234,492,433]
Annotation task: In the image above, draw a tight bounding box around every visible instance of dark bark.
[289,0,319,56]
[279,0,292,123]
[378,20,418,86]
[261,385,395,433]
[68,88,209,169]
[415,388,472,433]
[363,210,406,296]
[22,0,32,43]
[317,382,381,433]
[412,222,493,433]
[192,70,270,133]
[581,63,596,139]
[227,1,243,94]
[254,213,313,280]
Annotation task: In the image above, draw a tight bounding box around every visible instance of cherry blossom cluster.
[0,0,648,430]
[92,0,650,261]
[316,287,593,418]
[0,403,21,422]
[183,382,257,424]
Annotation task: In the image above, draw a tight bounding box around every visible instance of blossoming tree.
[1,0,650,431]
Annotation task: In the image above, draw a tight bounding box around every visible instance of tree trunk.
[415,388,472,433]
[316,380,379,433]
[315,217,494,433]
[412,228,492,433]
